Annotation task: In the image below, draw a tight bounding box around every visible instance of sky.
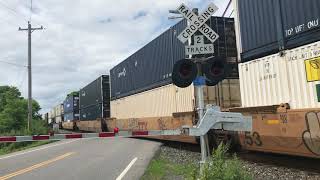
[0,0,232,114]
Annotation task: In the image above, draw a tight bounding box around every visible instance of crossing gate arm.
[182,105,253,136]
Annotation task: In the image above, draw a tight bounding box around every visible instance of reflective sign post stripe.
[32,135,50,141]
[0,129,183,143]
[99,132,115,137]
[0,136,16,142]
[132,131,148,136]
[65,134,82,139]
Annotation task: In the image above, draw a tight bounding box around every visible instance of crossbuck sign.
[177,3,219,44]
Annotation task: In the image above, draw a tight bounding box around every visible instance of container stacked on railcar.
[53,104,64,123]
[232,0,320,158]
[108,17,240,143]
[63,92,80,121]
[75,75,110,132]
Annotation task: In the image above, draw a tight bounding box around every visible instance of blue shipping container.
[110,17,237,100]
[237,0,320,61]
[64,112,79,121]
[63,94,79,114]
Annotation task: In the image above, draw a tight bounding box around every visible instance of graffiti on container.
[302,112,320,156]
[158,118,168,130]
[128,118,138,129]
[138,122,148,130]
[280,114,288,124]
[244,131,262,146]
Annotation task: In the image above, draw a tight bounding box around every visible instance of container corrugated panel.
[110,84,194,119]
[236,0,320,61]
[80,103,110,121]
[203,79,241,108]
[239,40,320,109]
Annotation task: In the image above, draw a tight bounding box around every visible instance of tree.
[0,86,44,134]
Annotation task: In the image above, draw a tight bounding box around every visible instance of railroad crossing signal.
[177,3,219,43]
[172,3,227,88]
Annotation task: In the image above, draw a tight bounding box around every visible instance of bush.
[192,143,252,180]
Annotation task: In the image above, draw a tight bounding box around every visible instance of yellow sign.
[305,56,320,82]
[267,119,280,125]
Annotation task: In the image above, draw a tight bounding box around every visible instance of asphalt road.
[0,138,162,180]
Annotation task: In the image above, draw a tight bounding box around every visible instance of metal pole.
[195,63,210,171]
[191,8,210,171]
[27,21,32,131]
[19,22,43,132]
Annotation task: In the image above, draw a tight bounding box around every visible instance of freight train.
[44,0,320,159]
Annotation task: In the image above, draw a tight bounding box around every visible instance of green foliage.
[0,85,51,155]
[0,141,53,156]
[67,91,79,97]
[194,143,253,180]
[0,85,47,135]
[141,156,195,180]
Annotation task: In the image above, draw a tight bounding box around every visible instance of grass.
[0,140,56,156]
[142,143,253,180]
[141,153,195,180]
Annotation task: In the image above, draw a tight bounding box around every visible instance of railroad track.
[238,151,320,174]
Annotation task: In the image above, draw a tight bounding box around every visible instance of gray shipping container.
[79,75,110,120]
[236,0,320,61]
[111,17,238,100]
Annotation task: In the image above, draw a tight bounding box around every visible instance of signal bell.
[172,59,197,88]
[202,56,230,86]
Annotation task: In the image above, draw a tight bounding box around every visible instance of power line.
[222,0,232,17]
[0,59,27,67]
[228,10,234,18]
[29,0,33,22]
[0,1,28,22]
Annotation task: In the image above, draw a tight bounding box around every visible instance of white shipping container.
[49,109,55,119]
[55,116,62,123]
[239,41,320,109]
[111,84,194,119]
[54,104,63,117]
[111,79,241,119]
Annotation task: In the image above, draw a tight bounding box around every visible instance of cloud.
[0,0,230,114]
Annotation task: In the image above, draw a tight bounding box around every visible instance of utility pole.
[19,21,43,131]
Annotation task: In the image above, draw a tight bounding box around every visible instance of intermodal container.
[79,75,110,120]
[233,0,320,62]
[54,104,64,117]
[110,17,238,100]
[63,94,79,114]
[111,79,240,119]
[239,41,320,109]
[64,112,79,121]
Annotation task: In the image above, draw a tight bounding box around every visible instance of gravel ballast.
[159,143,320,180]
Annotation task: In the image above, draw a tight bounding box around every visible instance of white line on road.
[0,139,80,160]
[116,157,138,180]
